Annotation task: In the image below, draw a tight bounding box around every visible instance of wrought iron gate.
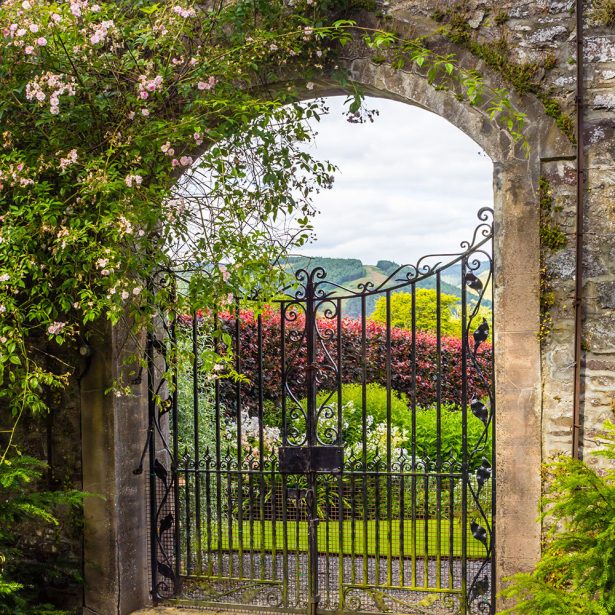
[147,208,495,614]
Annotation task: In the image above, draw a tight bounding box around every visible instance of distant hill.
[285,256,365,285]
[283,256,492,317]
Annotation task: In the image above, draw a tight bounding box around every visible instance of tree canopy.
[371,289,461,336]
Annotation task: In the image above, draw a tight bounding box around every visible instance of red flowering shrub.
[211,308,492,412]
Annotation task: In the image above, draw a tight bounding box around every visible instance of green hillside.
[283,256,492,318]
[285,256,365,285]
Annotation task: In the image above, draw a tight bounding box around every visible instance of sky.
[295,96,494,265]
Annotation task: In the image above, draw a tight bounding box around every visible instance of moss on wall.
[430,3,576,141]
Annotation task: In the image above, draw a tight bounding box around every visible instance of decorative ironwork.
[148,208,496,614]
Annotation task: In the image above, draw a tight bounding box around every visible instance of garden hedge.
[208,308,492,413]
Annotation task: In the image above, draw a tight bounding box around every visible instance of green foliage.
[538,177,566,340]
[494,11,509,26]
[590,0,615,27]
[312,383,491,467]
[539,178,567,251]
[370,289,461,336]
[499,422,615,614]
[0,456,84,615]
[435,7,575,142]
[358,29,528,146]
[540,224,567,252]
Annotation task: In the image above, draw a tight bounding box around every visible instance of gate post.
[80,319,151,615]
[493,159,543,591]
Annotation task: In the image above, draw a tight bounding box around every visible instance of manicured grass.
[204,519,488,558]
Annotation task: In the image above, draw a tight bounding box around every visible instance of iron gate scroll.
[147,208,496,614]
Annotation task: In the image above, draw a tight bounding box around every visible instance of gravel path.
[178,552,492,614]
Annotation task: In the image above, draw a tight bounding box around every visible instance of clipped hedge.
[215,308,492,413]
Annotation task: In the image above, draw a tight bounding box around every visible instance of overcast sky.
[296,96,493,265]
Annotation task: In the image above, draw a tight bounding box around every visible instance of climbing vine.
[431,3,576,141]
[0,0,527,457]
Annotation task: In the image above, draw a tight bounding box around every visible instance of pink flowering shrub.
[0,0,338,395]
[0,2,346,606]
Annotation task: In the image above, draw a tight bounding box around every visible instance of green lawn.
[203,519,488,558]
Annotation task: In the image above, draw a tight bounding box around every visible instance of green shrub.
[313,383,491,469]
[0,456,84,615]
[499,422,615,614]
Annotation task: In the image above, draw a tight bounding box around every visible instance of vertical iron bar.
[337,467,345,611]
[184,459,192,575]
[336,298,345,610]
[226,455,234,577]
[257,314,266,582]
[423,474,429,587]
[336,298,343,443]
[411,284,417,587]
[269,462,278,585]
[248,456,255,580]
[305,275,319,615]
[295,475,301,608]
[399,468,405,586]
[171,313,181,585]
[490,253,497,612]
[147,332,159,601]
[449,477,455,589]
[386,291,393,586]
[374,456,381,585]
[192,314,203,575]
[205,454,213,575]
[280,302,287,605]
[281,302,288,447]
[436,272,442,590]
[461,259,468,614]
[361,294,369,586]
[213,312,223,576]
[235,302,244,578]
[277,461,285,605]
[350,467,356,585]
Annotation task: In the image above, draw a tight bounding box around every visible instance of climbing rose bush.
[0,1,347,608]
[0,0,347,435]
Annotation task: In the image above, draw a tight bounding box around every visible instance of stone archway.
[79,19,575,615]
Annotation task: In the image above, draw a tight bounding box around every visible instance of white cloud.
[298,96,493,265]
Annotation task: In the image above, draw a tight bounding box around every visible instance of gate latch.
[279,446,343,474]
